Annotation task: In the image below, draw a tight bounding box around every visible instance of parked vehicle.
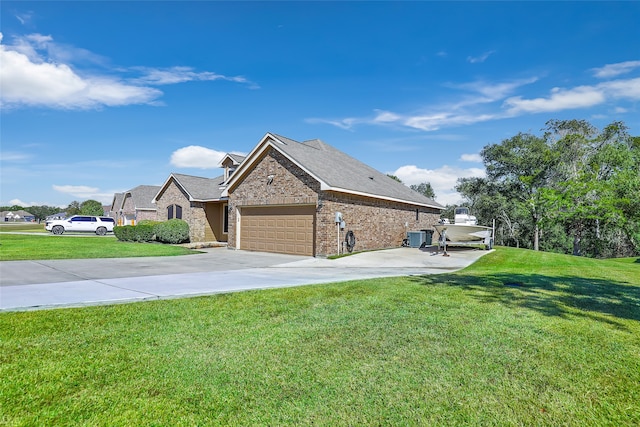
[45,215,115,236]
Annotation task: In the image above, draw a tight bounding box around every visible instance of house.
[222,133,443,257]
[153,173,230,243]
[111,185,160,226]
[1,210,36,222]
[151,132,443,256]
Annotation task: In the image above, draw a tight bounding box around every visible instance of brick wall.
[228,147,442,256]
[228,148,320,249]
[317,193,440,256]
[155,179,206,243]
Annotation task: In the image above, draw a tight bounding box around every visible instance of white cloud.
[15,11,34,26]
[0,151,31,162]
[392,164,485,206]
[0,32,258,110]
[7,198,66,208]
[592,60,640,78]
[8,198,32,206]
[504,85,605,114]
[0,33,162,109]
[311,76,537,132]
[467,50,496,64]
[504,77,640,115]
[52,185,114,204]
[133,66,258,88]
[311,60,640,133]
[460,153,482,162]
[170,146,228,169]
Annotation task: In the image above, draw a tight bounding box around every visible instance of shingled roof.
[153,173,226,202]
[224,133,443,209]
[124,185,161,210]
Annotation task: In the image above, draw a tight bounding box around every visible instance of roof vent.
[369,176,374,180]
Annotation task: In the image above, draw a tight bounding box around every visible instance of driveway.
[0,246,490,312]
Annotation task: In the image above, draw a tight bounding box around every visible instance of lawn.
[1,248,639,425]
[0,233,198,260]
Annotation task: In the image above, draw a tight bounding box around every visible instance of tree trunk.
[534,223,539,251]
[573,234,581,256]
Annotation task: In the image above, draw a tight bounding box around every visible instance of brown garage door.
[240,205,315,256]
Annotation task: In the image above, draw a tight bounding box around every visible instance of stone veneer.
[228,147,441,257]
[155,179,208,243]
[121,196,157,225]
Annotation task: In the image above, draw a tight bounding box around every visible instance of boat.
[433,207,493,248]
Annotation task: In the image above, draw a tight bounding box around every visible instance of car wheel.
[52,225,64,235]
[96,227,107,236]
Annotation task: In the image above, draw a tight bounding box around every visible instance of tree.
[410,182,436,199]
[66,201,81,216]
[481,132,554,251]
[387,174,403,183]
[80,200,105,216]
[543,120,638,256]
[28,205,61,222]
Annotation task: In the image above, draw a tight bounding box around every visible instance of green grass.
[1,247,638,425]
[0,223,47,233]
[0,233,198,260]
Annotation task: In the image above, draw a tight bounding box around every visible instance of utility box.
[407,231,426,248]
[422,229,434,246]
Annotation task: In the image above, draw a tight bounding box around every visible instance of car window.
[100,217,115,223]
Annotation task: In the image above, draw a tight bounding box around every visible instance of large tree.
[543,120,638,256]
[481,132,554,251]
[410,182,436,199]
[472,119,638,257]
[80,200,105,216]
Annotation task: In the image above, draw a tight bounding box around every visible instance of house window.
[223,204,229,234]
[416,209,419,220]
[168,204,182,220]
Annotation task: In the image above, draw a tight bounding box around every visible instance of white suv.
[45,215,115,236]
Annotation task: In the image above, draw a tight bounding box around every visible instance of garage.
[239,205,315,256]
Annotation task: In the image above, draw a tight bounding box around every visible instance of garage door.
[240,205,315,256]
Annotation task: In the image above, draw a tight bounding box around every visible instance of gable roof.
[223,133,443,209]
[153,173,226,203]
[111,192,124,211]
[124,185,161,211]
[219,153,246,167]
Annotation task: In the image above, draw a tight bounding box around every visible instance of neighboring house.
[1,210,36,222]
[222,133,444,257]
[111,185,160,225]
[46,212,67,221]
[153,173,229,243]
[109,193,125,224]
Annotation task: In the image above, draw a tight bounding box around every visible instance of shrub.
[137,220,161,227]
[134,224,155,242]
[155,219,190,244]
[114,224,156,243]
[114,225,135,242]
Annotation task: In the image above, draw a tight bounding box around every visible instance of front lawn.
[0,233,198,261]
[1,247,639,425]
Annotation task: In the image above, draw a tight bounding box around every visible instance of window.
[167,204,183,220]
[416,209,419,220]
[223,204,229,234]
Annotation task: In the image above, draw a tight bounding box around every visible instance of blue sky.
[1,1,639,208]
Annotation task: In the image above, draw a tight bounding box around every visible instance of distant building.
[1,210,36,222]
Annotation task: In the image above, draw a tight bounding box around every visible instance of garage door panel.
[240,206,314,256]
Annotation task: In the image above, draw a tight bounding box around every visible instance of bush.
[155,219,190,244]
[114,224,156,243]
[137,220,161,227]
[113,225,135,242]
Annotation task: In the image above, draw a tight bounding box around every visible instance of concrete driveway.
[0,246,491,312]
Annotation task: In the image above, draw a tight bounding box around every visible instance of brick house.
[222,133,443,257]
[153,173,230,243]
[110,185,159,226]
